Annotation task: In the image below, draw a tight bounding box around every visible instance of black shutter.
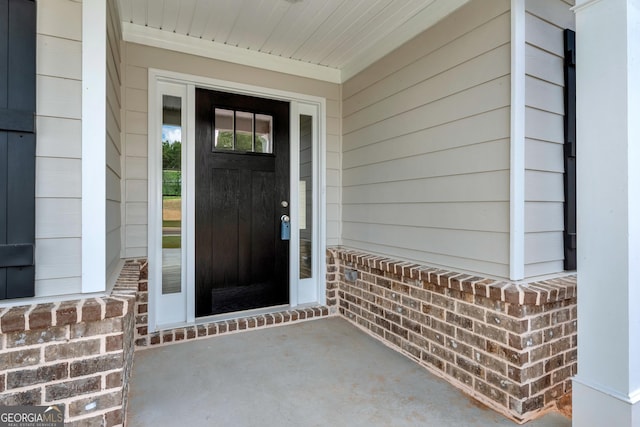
[563,29,577,271]
[0,0,36,299]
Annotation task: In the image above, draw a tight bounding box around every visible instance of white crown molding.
[122,23,342,84]
[340,0,470,82]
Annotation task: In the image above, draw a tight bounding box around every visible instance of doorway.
[148,71,326,331]
[194,89,290,317]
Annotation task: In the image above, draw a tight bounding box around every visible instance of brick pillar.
[574,0,640,425]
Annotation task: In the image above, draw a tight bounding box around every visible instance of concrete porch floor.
[126,317,571,427]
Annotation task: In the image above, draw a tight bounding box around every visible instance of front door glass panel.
[161,94,182,295]
[213,108,273,154]
[299,114,313,279]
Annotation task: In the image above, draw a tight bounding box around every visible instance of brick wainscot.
[0,260,145,426]
[328,247,577,423]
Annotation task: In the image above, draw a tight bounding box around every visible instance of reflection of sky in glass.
[162,125,181,143]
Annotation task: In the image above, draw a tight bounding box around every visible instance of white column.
[81,0,107,293]
[509,0,526,281]
[573,0,640,425]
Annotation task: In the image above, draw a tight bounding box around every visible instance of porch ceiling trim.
[122,23,342,84]
[121,0,469,84]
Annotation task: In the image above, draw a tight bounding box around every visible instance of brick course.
[0,259,143,426]
[327,247,576,423]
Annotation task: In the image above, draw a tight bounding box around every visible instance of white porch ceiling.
[117,0,468,83]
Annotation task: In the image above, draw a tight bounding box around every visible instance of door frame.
[147,68,327,331]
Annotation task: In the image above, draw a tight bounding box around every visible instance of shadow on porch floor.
[126,317,570,427]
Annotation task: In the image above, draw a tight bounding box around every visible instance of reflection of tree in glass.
[162,141,181,169]
[216,131,268,152]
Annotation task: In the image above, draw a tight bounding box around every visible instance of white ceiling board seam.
[122,22,342,83]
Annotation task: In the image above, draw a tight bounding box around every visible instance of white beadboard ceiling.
[117,0,468,83]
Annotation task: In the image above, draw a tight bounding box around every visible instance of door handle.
[281,215,290,240]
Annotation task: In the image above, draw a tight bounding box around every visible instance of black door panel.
[195,89,289,317]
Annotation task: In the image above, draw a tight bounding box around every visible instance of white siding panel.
[344,108,510,169]
[126,134,148,157]
[343,140,509,186]
[124,247,147,258]
[525,12,564,57]
[126,224,147,248]
[34,0,84,296]
[525,170,564,202]
[35,238,82,280]
[36,198,82,239]
[125,202,147,225]
[36,158,81,198]
[524,0,574,277]
[125,87,147,113]
[37,75,82,119]
[343,171,510,204]
[525,139,564,172]
[106,139,122,177]
[343,13,510,117]
[106,230,121,277]
[37,0,82,41]
[525,0,576,30]
[525,75,563,115]
[107,200,121,234]
[343,44,510,134]
[524,260,566,278]
[126,111,147,135]
[344,76,510,152]
[35,277,82,298]
[126,179,148,202]
[524,232,564,264]
[125,65,147,90]
[343,202,509,233]
[106,0,123,280]
[525,44,564,86]
[341,3,511,278]
[125,156,147,180]
[35,117,81,159]
[342,0,510,99]
[342,223,508,265]
[525,202,564,232]
[37,35,81,80]
[525,107,564,144]
[107,169,121,203]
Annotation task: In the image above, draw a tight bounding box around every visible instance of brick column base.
[0,259,146,427]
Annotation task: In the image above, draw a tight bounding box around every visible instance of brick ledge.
[331,247,576,306]
[0,260,144,334]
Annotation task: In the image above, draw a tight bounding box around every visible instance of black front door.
[195,89,290,317]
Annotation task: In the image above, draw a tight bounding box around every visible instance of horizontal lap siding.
[34,0,82,296]
[122,43,341,257]
[106,1,123,282]
[524,0,574,277]
[341,0,511,278]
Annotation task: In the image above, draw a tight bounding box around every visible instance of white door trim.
[148,68,327,331]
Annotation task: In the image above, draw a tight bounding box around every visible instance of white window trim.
[148,69,327,331]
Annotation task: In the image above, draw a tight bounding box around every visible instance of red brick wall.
[327,247,576,423]
[0,260,145,426]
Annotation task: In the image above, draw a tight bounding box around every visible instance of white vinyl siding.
[524,0,575,277]
[34,0,82,296]
[106,0,123,282]
[121,42,341,257]
[341,0,511,277]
